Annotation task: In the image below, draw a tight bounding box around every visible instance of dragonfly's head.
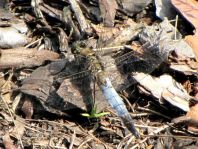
[71,41,87,54]
[71,41,95,57]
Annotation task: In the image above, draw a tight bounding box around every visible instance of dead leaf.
[133,73,190,111]
[20,60,72,115]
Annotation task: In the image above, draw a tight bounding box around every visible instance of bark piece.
[20,60,66,101]
[56,28,69,52]
[20,60,69,115]
[21,97,34,119]
[92,19,143,47]
[118,0,152,16]
[68,0,90,34]
[62,6,81,40]
[0,48,59,69]
[99,0,118,27]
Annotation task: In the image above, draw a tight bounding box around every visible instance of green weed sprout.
[81,106,110,118]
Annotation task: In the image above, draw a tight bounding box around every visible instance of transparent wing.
[54,20,173,112]
[90,20,172,137]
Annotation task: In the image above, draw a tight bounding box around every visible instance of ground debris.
[171,0,198,60]
[0,0,198,148]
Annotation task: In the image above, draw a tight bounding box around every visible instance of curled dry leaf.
[91,23,120,45]
[133,73,190,111]
[0,47,59,69]
[169,62,198,76]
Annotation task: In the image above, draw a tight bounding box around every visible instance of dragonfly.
[54,20,172,137]
[20,20,172,138]
[70,45,143,138]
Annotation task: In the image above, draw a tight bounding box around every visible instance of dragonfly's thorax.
[78,48,103,73]
[79,48,95,56]
[76,47,109,86]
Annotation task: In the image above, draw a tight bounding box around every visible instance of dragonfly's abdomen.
[100,78,140,138]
